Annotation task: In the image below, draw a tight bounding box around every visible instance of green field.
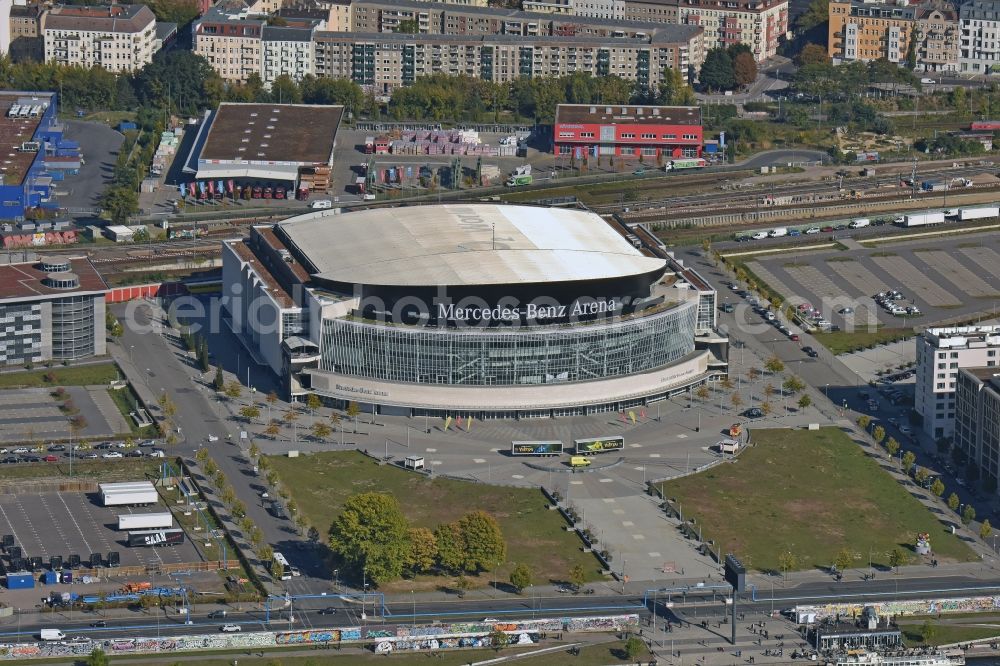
[663,428,975,572]
[0,362,120,389]
[0,458,161,483]
[108,385,157,437]
[267,451,605,591]
[813,327,914,355]
[900,621,1000,647]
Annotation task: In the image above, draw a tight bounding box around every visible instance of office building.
[954,367,1000,493]
[554,103,703,161]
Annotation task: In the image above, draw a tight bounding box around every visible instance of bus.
[574,436,625,455]
[665,158,707,172]
[272,552,292,580]
[511,441,563,456]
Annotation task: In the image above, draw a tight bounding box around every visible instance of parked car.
[47,444,66,452]
[805,227,821,234]
[220,624,242,633]
[102,452,123,459]
[803,346,819,358]
[789,333,800,341]
[744,407,764,418]
[318,608,337,616]
[310,199,333,210]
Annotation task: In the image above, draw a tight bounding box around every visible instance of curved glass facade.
[320,301,697,386]
[51,296,96,360]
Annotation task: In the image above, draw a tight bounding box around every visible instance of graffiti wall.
[2,230,77,249]
[796,596,1000,622]
[0,614,640,660]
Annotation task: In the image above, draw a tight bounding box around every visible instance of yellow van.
[570,456,592,468]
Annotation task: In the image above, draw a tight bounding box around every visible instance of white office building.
[916,325,1000,440]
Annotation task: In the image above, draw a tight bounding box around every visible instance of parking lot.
[0,387,129,444]
[743,229,1000,329]
[0,491,201,569]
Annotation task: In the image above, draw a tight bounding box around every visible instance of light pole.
[493,563,498,598]
[334,569,339,590]
[411,590,415,626]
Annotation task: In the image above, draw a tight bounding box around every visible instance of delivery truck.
[118,513,173,531]
[505,174,533,187]
[40,629,66,641]
[957,206,1000,221]
[901,212,945,227]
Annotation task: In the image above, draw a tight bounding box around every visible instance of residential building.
[959,0,1000,74]
[262,25,315,84]
[574,0,626,20]
[313,28,703,93]
[954,367,1000,494]
[8,3,43,62]
[916,2,959,72]
[192,6,265,83]
[523,0,576,13]
[553,103,703,160]
[42,4,157,72]
[326,0,351,30]
[0,256,107,367]
[623,0,680,25]
[676,0,787,62]
[916,325,1000,440]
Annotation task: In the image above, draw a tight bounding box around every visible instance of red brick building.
[553,104,703,161]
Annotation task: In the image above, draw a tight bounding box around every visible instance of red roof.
[0,257,107,299]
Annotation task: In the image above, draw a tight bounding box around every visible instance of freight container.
[902,212,945,227]
[6,572,34,589]
[957,206,999,221]
[43,570,57,585]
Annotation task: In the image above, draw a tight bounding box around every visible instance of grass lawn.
[0,362,120,389]
[108,385,157,437]
[813,327,914,355]
[900,621,1000,646]
[662,428,975,573]
[0,458,161,483]
[267,451,605,591]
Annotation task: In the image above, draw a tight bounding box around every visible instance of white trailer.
[100,481,158,506]
[957,206,999,221]
[118,512,172,531]
[903,212,945,227]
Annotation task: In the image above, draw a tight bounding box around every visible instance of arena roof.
[278,204,666,287]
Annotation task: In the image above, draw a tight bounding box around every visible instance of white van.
[769,228,788,238]
[40,629,66,641]
[849,218,870,229]
[751,231,768,240]
[310,199,332,209]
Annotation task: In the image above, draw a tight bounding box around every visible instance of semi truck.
[957,206,1000,221]
[118,513,173,531]
[127,529,185,547]
[899,212,945,227]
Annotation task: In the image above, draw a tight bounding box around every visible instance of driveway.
[60,120,125,213]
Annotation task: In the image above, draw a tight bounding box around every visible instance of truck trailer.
[117,513,173,531]
[127,529,185,547]
[957,206,1000,221]
[901,212,945,227]
[100,481,158,507]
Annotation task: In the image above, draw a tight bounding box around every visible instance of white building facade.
[42,4,156,72]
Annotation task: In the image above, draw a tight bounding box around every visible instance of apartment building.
[574,0,626,20]
[262,25,315,83]
[916,3,959,72]
[192,7,265,83]
[42,4,157,72]
[676,0,787,62]
[9,4,43,62]
[960,0,1000,74]
[313,27,702,92]
[916,325,1000,441]
[954,367,1000,494]
[623,0,681,25]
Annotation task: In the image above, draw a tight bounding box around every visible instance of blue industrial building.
[0,91,78,221]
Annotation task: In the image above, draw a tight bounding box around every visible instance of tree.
[696,385,710,401]
[308,525,321,544]
[135,50,221,114]
[328,492,410,583]
[624,635,645,660]
[920,619,937,645]
[962,504,976,525]
[980,519,992,541]
[733,52,758,89]
[311,422,332,441]
[764,356,785,374]
[857,414,872,430]
[747,367,761,383]
[947,492,960,512]
[798,394,812,410]
[239,404,261,422]
[346,401,360,420]
[796,43,829,66]
[731,392,744,410]
[778,550,798,579]
[195,447,209,463]
[720,376,734,391]
[872,425,886,447]
[266,469,279,487]
[249,442,259,459]
[213,365,224,391]
[86,647,110,666]
[699,48,735,91]
[490,629,511,651]
[405,527,438,576]
[760,401,773,417]
[509,563,532,594]
[888,547,908,572]
[393,18,420,33]
[270,558,285,582]
[885,437,900,457]
[568,563,586,590]
[223,380,242,401]
[197,337,210,372]
[306,393,322,415]
[834,548,852,573]
[264,421,280,439]
[100,186,138,224]
[763,383,775,399]
[931,478,945,497]
[295,514,307,535]
[455,510,507,574]
[914,467,930,485]
[901,450,916,474]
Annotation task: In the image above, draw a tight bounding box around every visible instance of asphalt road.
[60,120,124,214]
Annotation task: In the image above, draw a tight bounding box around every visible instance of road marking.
[648,552,661,558]
[425,448,437,453]
[612,509,625,515]
[622,521,634,527]
[676,434,688,439]
[649,453,661,458]
[55,492,94,556]
[629,443,642,448]
[633,466,645,471]
[473,458,486,464]
[570,480,583,485]
[430,460,443,465]
[599,478,613,483]
[511,474,524,479]
[632,534,646,540]
[602,498,616,504]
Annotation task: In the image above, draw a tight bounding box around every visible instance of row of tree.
[327,492,507,584]
[698,45,759,93]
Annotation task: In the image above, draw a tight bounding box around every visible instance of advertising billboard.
[127,529,185,548]
[574,436,625,455]
[511,441,563,456]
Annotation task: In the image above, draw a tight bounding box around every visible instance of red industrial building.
[553,104,703,161]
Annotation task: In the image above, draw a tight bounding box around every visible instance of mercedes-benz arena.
[221,204,728,418]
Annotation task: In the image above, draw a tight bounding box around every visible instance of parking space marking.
[622,521,635,527]
[919,250,1000,298]
[430,460,442,465]
[612,509,625,515]
[472,458,486,464]
[633,466,645,471]
[648,552,661,558]
[602,498,617,504]
[632,534,646,540]
[511,474,524,479]
[570,480,583,485]
[54,493,95,555]
[0,499,23,554]
[599,478,613,483]
[425,448,437,453]
[959,246,1000,282]
[628,443,642,448]
[649,453,661,458]
[870,255,960,306]
[13,496,46,557]
[676,434,687,439]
